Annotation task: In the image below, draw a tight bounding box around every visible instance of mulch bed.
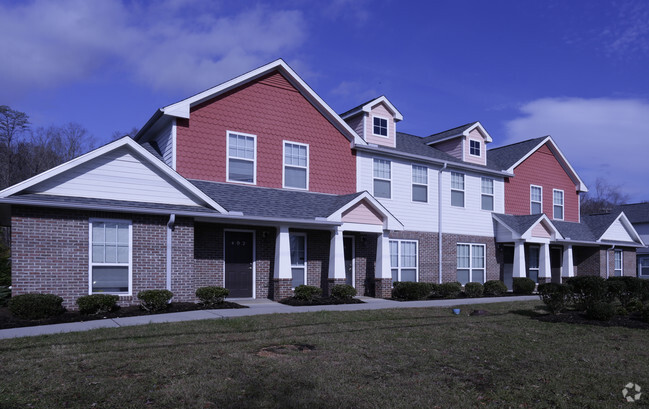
[534,309,649,330]
[279,297,365,306]
[0,301,247,330]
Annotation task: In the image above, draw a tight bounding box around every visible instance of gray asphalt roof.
[487,137,547,170]
[421,122,478,144]
[617,202,649,223]
[141,141,164,161]
[190,180,365,219]
[339,96,383,118]
[553,220,597,242]
[493,214,543,235]
[582,212,623,239]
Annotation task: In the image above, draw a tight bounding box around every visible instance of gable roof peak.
[339,95,403,121]
[422,121,492,145]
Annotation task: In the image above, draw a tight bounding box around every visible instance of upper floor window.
[283,142,308,190]
[614,250,623,276]
[457,243,485,285]
[451,172,465,207]
[469,140,481,156]
[227,131,256,184]
[412,165,428,203]
[390,240,418,282]
[481,177,494,211]
[373,159,391,199]
[553,189,564,220]
[373,116,388,137]
[530,185,542,214]
[90,219,132,295]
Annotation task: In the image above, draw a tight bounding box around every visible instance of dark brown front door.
[225,231,253,298]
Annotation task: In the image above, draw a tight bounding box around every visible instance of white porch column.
[513,240,526,278]
[274,226,291,279]
[328,227,346,279]
[538,243,551,280]
[562,244,574,278]
[375,231,392,279]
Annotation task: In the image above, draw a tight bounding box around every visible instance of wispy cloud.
[601,1,649,56]
[503,97,649,201]
[0,0,307,95]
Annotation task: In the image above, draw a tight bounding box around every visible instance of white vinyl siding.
[411,165,428,203]
[457,243,485,284]
[390,240,418,282]
[614,250,623,277]
[283,142,309,190]
[553,189,564,220]
[90,219,132,295]
[373,159,391,199]
[451,172,465,207]
[290,233,307,288]
[227,131,256,184]
[531,185,542,214]
[481,177,494,211]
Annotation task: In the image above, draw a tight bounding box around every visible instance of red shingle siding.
[176,71,357,194]
[504,144,579,222]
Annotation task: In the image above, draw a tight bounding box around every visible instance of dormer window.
[469,140,481,156]
[373,116,388,137]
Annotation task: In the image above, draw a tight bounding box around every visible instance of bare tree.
[0,106,30,187]
[111,126,140,141]
[580,177,630,215]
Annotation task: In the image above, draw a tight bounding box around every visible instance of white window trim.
[530,185,543,214]
[469,139,482,157]
[481,177,494,211]
[456,243,486,284]
[226,130,257,185]
[290,232,307,289]
[411,164,428,203]
[390,239,419,282]
[373,158,391,199]
[88,218,133,296]
[451,171,465,208]
[553,189,564,220]
[614,249,623,276]
[372,115,389,138]
[282,140,309,190]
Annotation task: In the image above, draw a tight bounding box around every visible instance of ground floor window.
[457,243,485,284]
[527,245,540,283]
[90,219,131,294]
[614,249,623,276]
[290,233,306,288]
[390,240,418,282]
[639,255,649,277]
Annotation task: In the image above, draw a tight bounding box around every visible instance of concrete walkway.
[0,295,538,340]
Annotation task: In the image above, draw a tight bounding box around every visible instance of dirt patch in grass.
[257,344,316,358]
[0,301,247,330]
[532,309,649,330]
[279,297,364,306]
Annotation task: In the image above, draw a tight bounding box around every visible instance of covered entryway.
[224,230,254,297]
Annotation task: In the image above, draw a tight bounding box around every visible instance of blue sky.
[2,0,648,202]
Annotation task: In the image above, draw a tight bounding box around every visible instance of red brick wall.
[176,71,357,195]
[505,143,580,222]
[389,230,439,283]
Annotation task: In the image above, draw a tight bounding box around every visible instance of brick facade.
[573,246,637,278]
[440,233,499,283]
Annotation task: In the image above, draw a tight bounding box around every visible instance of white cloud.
[503,97,649,202]
[0,0,307,95]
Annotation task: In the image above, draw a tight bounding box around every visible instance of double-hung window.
[469,140,481,156]
[614,250,623,276]
[283,142,308,189]
[638,256,649,277]
[456,244,485,284]
[528,246,540,283]
[227,131,256,184]
[390,240,418,282]
[90,219,131,294]
[373,116,388,137]
[530,185,542,214]
[373,159,391,199]
[553,189,564,220]
[290,233,307,287]
[412,165,428,202]
[481,177,494,211]
[451,172,465,207]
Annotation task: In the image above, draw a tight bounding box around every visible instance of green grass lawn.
[0,301,646,408]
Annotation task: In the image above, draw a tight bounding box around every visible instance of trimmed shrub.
[566,276,608,310]
[464,282,484,298]
[196,286,229,307]
[438,282,462,299]
[0,286,11,307]
[605,279,626,303]
[586,302,615,321]
[392,282,435,301]
[512,277,535,295]
[293,285,322,301]
[607,277,645,307]
[76,294,119,315]
[537,283,572,315]
[137,289,173,312]
[331,284,357,300]
[642,306,649,323]
[483,280,508,297]
[8,293,64,320]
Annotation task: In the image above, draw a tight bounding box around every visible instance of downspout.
[438,163,448,284]
[166,214,176,291]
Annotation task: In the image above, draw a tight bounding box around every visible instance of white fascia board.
[0,137,228,214]
[466,122,493,143]
[341,96,404,122]
[600,212,645,245]
[159,58,366,146]
[326,191,404,231]
[507,136,588,192]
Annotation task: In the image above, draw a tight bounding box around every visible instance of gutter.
[438,162,447,284]
[133,109,164,142]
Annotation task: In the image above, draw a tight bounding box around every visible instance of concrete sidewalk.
[0,295,538,340]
